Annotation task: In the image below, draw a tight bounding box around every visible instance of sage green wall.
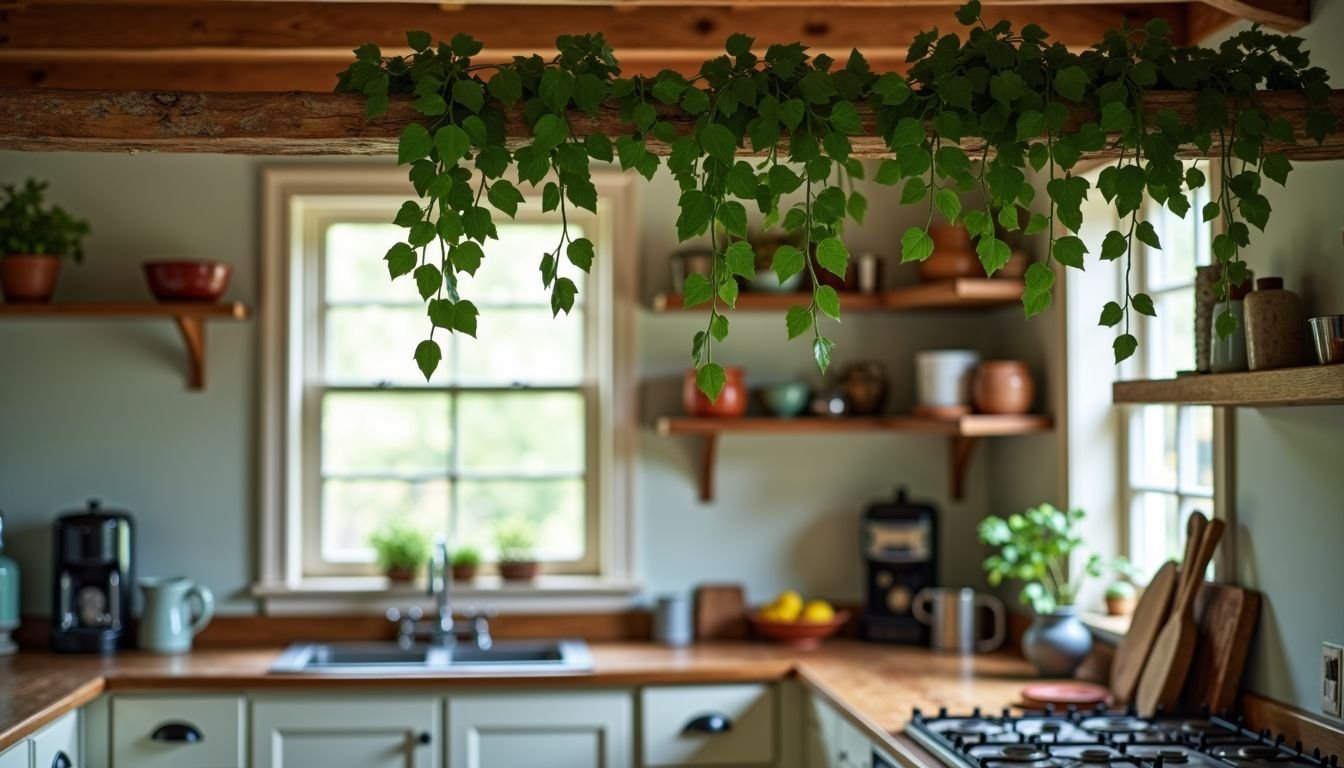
[1206,0,1344,717]
[0,153,1051,616]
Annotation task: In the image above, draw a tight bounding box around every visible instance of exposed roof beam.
[1,87,1339,160]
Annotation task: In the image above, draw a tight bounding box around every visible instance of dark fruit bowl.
[143,260,231,302]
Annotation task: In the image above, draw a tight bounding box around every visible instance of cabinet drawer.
[0,741,30,768]
[641,684,775,766]
[32,710,79,768]
[112,695,245,768]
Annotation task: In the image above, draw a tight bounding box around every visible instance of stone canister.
[971,361,1035,414]
[1194,265,1221,373]
[1244,277,1309,370]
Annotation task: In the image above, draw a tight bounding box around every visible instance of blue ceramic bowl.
[759,382,810,418]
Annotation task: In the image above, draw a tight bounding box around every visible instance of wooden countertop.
[0,641,1039,762]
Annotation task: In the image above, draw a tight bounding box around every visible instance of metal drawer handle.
[151,722,204,743]
[52,751,73,768]
[417,732,432,745]
[682,713,733,735]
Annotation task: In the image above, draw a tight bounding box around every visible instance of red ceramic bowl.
[143,260,231,302]
[747,610,850,650]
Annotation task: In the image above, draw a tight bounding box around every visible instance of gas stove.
[907,709,1339,768]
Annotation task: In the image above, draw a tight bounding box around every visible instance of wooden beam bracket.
[949,435,980,501]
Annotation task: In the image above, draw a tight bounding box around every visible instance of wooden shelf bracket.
[172,314,208,390]
[950,436,980,501]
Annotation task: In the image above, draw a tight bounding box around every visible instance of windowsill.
[252,575,643,614]
[1081,611,1131,645]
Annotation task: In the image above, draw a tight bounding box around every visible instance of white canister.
[915,350,981,408]
[653,594,692,647]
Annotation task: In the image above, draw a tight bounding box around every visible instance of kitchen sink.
[269,639,593,674]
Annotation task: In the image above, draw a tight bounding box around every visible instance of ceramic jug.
[137,577,214,654]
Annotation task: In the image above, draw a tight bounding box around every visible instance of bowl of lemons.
[747,590,849,650]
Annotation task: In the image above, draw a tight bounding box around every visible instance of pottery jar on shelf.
[918,225,981,282]
[971,360,1035,415]
[682,367,748,417]
[1244,277,1309,371]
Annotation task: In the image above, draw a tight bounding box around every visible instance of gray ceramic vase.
[1022,607,1093,677]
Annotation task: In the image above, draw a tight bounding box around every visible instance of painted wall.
[1206,0,1344,716]
[0,153,1053,615]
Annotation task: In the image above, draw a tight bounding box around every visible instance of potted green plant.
[450,546,481,582]
[0,179,90,303]
[368,519,430,583]
[1104,557,1139,616]
[493,520,539,582]
[979,504,1106,677]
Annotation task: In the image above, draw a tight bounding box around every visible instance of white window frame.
[255,165,640,609]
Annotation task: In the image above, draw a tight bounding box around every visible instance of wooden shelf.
[0,301,251,390]
[652,279,1023,313]
[655,413,1053,502]
[1113,365,1344,407]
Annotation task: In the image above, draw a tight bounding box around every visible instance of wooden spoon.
[1110,512,1206,704]
[1135,516,1224,716]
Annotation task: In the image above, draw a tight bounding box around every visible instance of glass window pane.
[1143,290,1195,378]
[1179,406,1214,494]
[324,305,450,385]
[457,479,585,562]
[322,392,450,475]
[1130,405,1177,490]
[455,223,587,306]
[321,478,448,562]
[454,308,585,386]
[1129,492,1180,582]
[326,222,422,304]
[456,392,585,474]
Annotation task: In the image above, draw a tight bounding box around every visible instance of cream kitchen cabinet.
[111,695,245,768]
[31,711,80,768]
[251,696,442,768]
[641,684,776,767]
[447,691,632,768]
[0,741,31,768]
[804,693,878,768]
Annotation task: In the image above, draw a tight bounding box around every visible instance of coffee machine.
[51,499,134,653]
[861,487,937,643]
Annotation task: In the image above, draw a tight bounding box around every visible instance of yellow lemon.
[772,591,803,622]
[800,600,836,623]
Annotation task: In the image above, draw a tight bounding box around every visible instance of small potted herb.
[979,504,1109,678]
[368,519,430,583]
[494,520,539,582]
[450,546,481,582]
[1105,557,1139,616]
[0,179,90,303]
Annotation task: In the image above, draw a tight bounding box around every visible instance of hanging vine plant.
[336,1,1334,399]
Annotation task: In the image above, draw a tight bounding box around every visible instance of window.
[259,167,637,591]
[1120,164,1216,581]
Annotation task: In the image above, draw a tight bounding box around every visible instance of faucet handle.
[407,605,424,621]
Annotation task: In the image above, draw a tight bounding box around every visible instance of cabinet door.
[251,697,441,768]
[836,716,873,768]
[112,695,245,768]
[804,694,841,768]
[32,710,80,768]
[0,740,30,768]
[447,691,631,768]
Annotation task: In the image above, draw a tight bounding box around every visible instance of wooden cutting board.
[1180,582,1262,713]
[1110,513,1205,704]
[1136,518,1225,716]
[693,584,746,640]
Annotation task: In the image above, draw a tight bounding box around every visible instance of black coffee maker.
[50,499,135,653]
[861,487,937,644]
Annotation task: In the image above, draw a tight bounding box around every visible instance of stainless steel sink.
[269,639,593,674]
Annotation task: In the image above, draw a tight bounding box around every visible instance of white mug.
[915,350,981,408]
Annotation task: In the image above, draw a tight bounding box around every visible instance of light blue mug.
[137,577,214,654]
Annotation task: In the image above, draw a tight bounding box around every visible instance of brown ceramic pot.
[972,360,1035,414]
[0,254,62,303]
[682,367,748,417]
[499,561,539,582]
[451,563,478,582]
[1105,595,1137,616]
[385,566,417,583]
[918,226,980,282]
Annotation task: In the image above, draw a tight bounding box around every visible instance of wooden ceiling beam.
[1,87,1339,160]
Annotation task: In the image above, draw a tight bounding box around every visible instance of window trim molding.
[257,164,640,606]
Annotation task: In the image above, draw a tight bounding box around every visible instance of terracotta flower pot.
[1106,595,1137,616]
[451,563,478,582]
[972,360,1035,415]
[499,561,539,582]
[918,226,980,282]
[0,254,62,303]
[682,367,748,418]
[384,566,417,583]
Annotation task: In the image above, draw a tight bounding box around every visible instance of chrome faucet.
[428,536,454,646]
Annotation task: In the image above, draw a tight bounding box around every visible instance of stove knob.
[1002,708,1011,719]
[973,707,982,718]
[939,708,949,719]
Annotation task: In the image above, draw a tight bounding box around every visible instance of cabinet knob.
[151,722,204,743]
[51,751,73,768]
[417,731,432,745]
[682,713,733,734]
